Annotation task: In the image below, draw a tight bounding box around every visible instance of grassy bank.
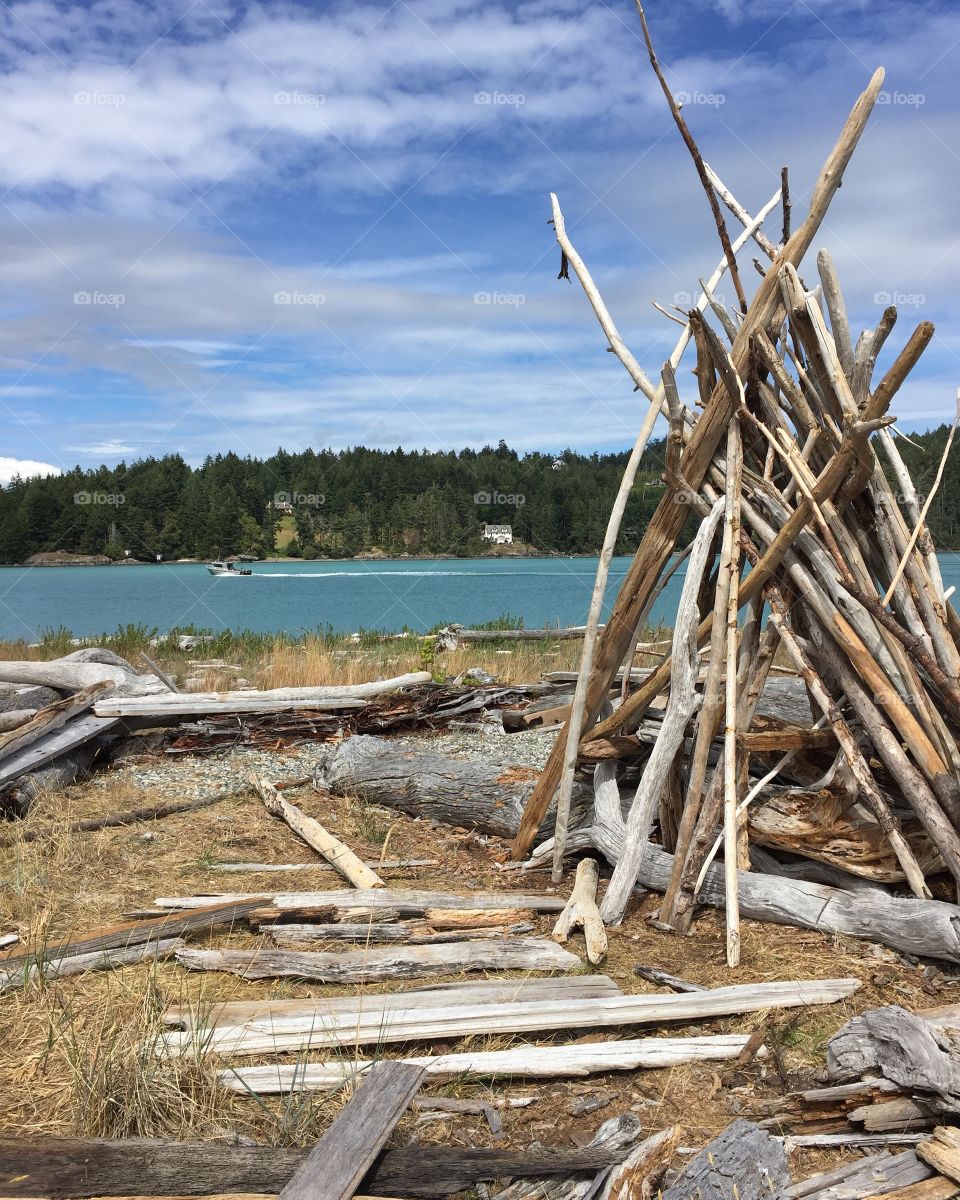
[0,619,673,689]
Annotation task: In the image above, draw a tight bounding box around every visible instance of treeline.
[1,428,958,563]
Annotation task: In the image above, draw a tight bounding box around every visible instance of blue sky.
[1,0,958,483]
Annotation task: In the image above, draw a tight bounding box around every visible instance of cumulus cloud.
[0,456,61,484]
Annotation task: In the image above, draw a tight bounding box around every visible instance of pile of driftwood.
[486,54,960,969]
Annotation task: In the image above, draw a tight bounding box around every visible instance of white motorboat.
[207,560,252,576]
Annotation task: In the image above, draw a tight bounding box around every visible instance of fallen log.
[157,977,859,1058]
[661,1119,790,1200]
[218,1033,761,1094]
[0,1136,642,1198]
[172,937,580,984]
[0,657,162,695]
[315,735,592,839]
[318,738,960,963]
[94,673,433,719]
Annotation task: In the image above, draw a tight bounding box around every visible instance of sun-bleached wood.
[159,976,860,1059]
[249,772,384,890]
[0,937,184,992]
[552,857,607,964]
[173,936,580,985]
[218,1034,761,1094]
[162,974,622,1029]
[152,887,566,914]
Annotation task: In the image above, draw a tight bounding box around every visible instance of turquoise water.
[1,554,958,642]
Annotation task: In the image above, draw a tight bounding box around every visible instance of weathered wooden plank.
[0,712,120,787]
[0,1136,643,1197]
[152,888,566,915]
[786,1150,933,1199]
[212,859,438,874]
[158,977,860,1058]
[219,1034,760,1093]
[0,937,184,992]
[279,1062,424,1200]
[173,937,581,984]
[268,922,519,946]
[0,897,267,970]
[919,1130,960,1186]
[0,681,113,761]
[162,974,623,1029]
[662,1119,790,1200]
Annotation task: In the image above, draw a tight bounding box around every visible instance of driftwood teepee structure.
[512,19,960,966]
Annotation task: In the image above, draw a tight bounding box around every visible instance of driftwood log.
[662,1119,790,1200]
[0,1135,645,1198]
[317,737,960,963]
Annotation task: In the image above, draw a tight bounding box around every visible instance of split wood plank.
[173,937,580,984]
[0,937,184,993]
[158,976,860,1058]
[151,889,566,915]
[865,1180,960,1200]
[162,974,622,1029]
[919,1130,960,1186]
[0,713,121,788]
[0,681,113,761]
[278,1061,424,1200]
[0,896,267,970]
[219,1034,760,1094]
[267,922,520,946]
[0,1136,645,1198]
[212,859,438,874]
[249,772,384,889]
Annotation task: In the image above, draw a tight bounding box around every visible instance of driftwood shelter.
[5,10,960,1200]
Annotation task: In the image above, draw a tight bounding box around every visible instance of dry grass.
[0,738,950,1176]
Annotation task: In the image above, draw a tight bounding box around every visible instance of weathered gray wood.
[0,708,36,732]
[163,974,623,1029]
[828,1006,960,1100]
[153,888,566,915]
[786,1150,931,1199]
[158,977,859,1058]
[317,741,960,963]
[0,658,162,694]
[219,1034,760,1094]
[0,712,120,787]
[494,1114,645,1200]
[316,735,593,839]
[0,937,184,992]
[633,965,707,992]
[94,673,431,718]
[268,922,521,946]
[662,1119,790,1200]
[279,1061,425,1200]
[0,681,113,761]
[0,1135,645,1197]
[0,896,267,971]
[174,937,581,984]
[213,859,438,874]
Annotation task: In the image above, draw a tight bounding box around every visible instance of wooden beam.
[279,1062,424,1200]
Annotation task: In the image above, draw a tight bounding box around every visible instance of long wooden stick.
[722,415,744,967]
[249,772,384,890]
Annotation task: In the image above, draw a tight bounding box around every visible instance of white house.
[482,523,513,545]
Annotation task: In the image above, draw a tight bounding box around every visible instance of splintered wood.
[509,58,960,965]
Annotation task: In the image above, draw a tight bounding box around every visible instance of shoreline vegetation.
[0,617,673,689]
[2,428,959,566]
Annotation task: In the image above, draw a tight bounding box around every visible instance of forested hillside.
[0,428,957,563]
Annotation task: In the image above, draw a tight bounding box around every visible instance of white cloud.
[0,455,61,484]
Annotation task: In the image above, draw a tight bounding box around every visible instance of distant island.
[1,430,958,564]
